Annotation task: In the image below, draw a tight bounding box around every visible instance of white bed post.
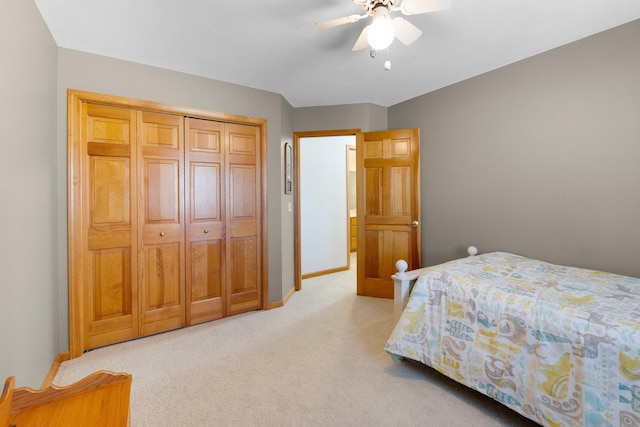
[391,260,410,324]
[392,246,478,324]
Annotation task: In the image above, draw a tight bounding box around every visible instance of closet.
[68,90,265,358]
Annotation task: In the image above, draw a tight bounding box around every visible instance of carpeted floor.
[54,256,539,426]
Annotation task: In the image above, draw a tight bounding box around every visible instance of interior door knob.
[410,221,419,228]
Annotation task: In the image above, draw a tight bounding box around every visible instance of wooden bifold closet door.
[184,118,225,325]
[184,119,262,324]
[137,111,186,337]
[79,103,139,350]
[68,91,264,358]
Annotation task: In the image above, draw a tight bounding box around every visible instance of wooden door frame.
[68,89,269,358]
[293,129,362,292]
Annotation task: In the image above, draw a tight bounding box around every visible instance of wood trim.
[68,89,266,126]
[265,285,296,310]
[294,129,361,139]
[301,265,349,280]
[41,352,70,388]
[260,122,269,310]
[345,145,353,268]
[265,300,283,310]
[67,91,84,359]
[294,134,301,292]
[356,129,365,297]
[282,285,296,305]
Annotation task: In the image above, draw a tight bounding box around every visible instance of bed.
[385,248,640,427]
[1,370,132,426]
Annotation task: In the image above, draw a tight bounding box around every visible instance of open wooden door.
[357,128,421,298]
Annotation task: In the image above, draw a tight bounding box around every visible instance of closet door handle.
[159,232,165,237]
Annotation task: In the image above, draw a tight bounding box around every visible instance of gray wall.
[0,0,58,387]
[389,19,640,278]
[56,48,293,348]
[280,98,295,301]
[294,103,388,132]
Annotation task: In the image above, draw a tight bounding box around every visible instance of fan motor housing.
[359,0,397,14]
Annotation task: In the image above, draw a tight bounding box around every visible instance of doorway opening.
[294,128,421,298]
[293,130,360,292]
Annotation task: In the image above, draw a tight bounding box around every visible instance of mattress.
[385,252,640,427]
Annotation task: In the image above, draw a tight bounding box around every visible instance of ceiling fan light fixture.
[367,7,394,50]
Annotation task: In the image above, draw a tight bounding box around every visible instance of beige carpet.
[54,258,539,426]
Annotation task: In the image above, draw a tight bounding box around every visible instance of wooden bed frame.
[1,370,132,426]
[391,246,478,324]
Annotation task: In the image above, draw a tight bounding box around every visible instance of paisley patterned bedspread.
[385,252,640,427]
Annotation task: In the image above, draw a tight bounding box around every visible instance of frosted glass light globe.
[367,11,394,50]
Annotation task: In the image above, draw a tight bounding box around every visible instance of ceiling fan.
[316,0,452,65]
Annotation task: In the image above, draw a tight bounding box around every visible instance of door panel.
[82,104,139,351]
[365,167,383,215]
[144,245,182,309]
[192,164,219,220]
[226,123,261,315]
[138,111,185,336]
[357,128,420,298]
[190,242,222,299]
[229,165,256,218]
[228,236,258,313]
[185,118,225,325]
[90,157,130,225]
[90,249,132,321]
[144,160,180,222]
[87,248,135,347]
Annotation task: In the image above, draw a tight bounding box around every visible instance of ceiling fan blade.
[398,0,452,15]
[392,17,422,46]
[352,26,370,51]
[316,14,367,30]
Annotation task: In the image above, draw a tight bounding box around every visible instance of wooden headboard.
[391,246,478,324]
[2,370,132,427]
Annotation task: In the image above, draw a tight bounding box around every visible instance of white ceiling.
[35,0,640,108]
